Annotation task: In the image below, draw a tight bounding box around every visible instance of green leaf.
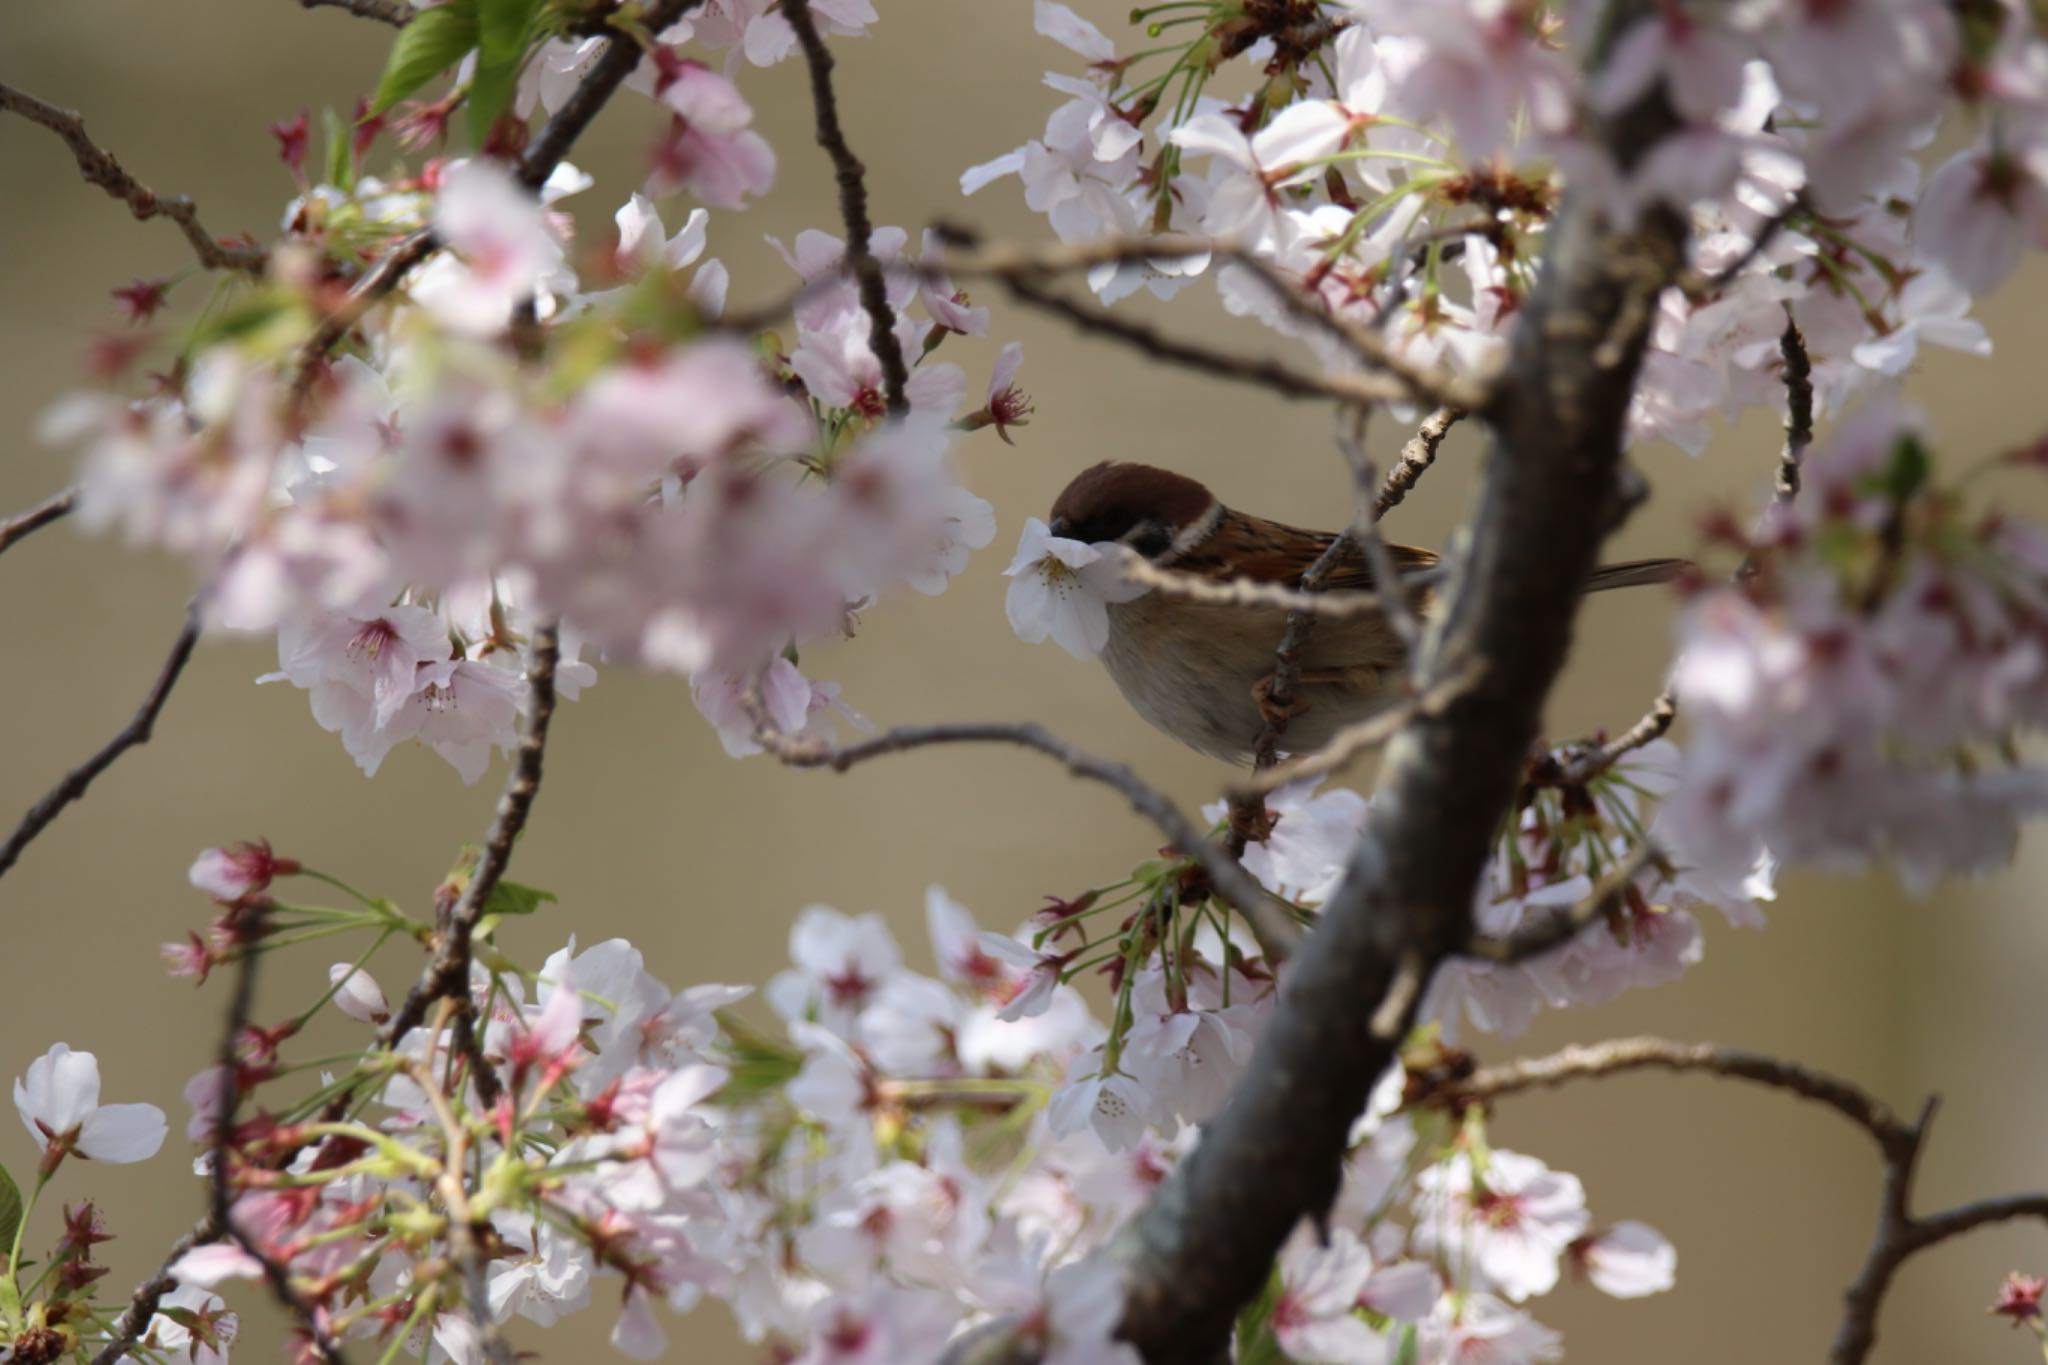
[1391,1323,1419,1365]
[1233,1265,1287,1365]
[478,0,543,62]
[1859,431,1934,504]
[323,107,354,192]
[0,1162,21,1273]
[370,0,480,116]
[467,56,520,143]
[470,0,542,142]
[483,879,557,917]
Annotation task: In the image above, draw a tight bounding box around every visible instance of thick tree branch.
[0,83,264,273]
[377,627,561,1051]
[0,487,78,557]
[0,604,200,883]
[1108,71,1689,1362]
[1374,407,1464,518]
[784,0,909,416]
[750,715,1301,963]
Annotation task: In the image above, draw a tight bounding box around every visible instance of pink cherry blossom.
[15,1043,168,1168]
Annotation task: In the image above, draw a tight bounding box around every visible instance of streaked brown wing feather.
[1173,509,1440,590]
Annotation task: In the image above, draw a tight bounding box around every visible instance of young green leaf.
[371,0,481,116]
[0,1163,21,1270]
[323,106,354,191]
[478,0,544,62]
[483,879,558,917]
[467,56,522,144]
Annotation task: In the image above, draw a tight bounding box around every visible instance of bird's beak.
[1049,516,1073,540]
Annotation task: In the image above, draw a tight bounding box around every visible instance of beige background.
[3,3,2046,1360]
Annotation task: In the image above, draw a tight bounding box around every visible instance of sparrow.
[1047,461,1685,763]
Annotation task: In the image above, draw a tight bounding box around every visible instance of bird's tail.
[1585,557,1690,593]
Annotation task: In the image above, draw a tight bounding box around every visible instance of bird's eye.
[1123,521,1172,559]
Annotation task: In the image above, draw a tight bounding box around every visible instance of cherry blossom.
[14,1043,168,1168]
[1004,518,1149,658]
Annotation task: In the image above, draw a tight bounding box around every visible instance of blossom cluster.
[41,9,1024,782]
[0,838,1693,1365]
[966,0,2031,449]
[1667,405,2048,891]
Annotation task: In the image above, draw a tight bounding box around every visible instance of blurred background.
[4,3,2047,1361]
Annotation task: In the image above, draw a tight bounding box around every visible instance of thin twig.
[211,905,352,1363]
[1460,842,1660,964]
[929,227,1488,412]
[1232,665,1482,799]
[1777,316,1813,503]
[299,0,410,23]
[995,268,1412,409]
[0,83,264,273]
[0,604,200,882]
[518,0,704,190]
[0,487,78,557]
[1552,690,1677,787]
[1422,1034,2048,1363]
[377,627,561,1051]
[89,1217,222,1365]
[1229,409,1386,849]
[1337,412,1421,656]
[1374,407,1464,518]
[784,0,909,416]
[1117,554,1448,619]
[297,0,704,383]
[1430,1036,1916,1148]
[749,715,1301,963]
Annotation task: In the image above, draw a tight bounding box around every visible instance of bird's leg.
[1228,795,1278,845]
[1251,672,1309,731]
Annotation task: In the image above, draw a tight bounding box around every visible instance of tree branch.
[1423,1033,2048,1363]
[750,715,1301,964]
[1777,316,1814,503]
[1230,665,1481,800]
[518,0,704,190]
[299,0,410,23]
[1433,1036,1916,1145]
[1461,842,1660,963]
[784,0,909,416]
[1116,554,1447,619]
[209,906,352,1362]
[377,627,561,1051]
[89,1217,222,1365]
[0,83,264,274]
[1374,407,1464,518]
[0,604,200,883]
[992,267,1413,409]
[0,487,78,558]
[1108,68,1689,1362]
[928,228,1488,412]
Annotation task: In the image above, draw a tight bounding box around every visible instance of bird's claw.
[1252,673,1308,731]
